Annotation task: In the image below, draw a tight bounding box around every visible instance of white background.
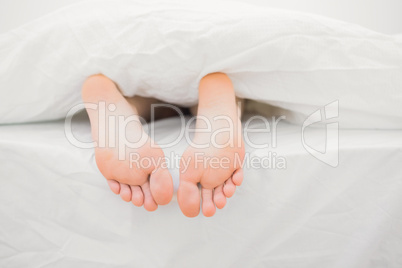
[1,0,401,34]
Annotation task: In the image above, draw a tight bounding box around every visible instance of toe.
[141,181,158,211]
[107,179,121,194]
[149,167,174,205]
[213,184,226,209]
[232,168,244,186]
[120,183,132,202]
[202,188,216,217]
[223,177,236,198]
[131,185,144,207]
[177,180,201,217]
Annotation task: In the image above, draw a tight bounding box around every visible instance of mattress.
[1,112,401,267]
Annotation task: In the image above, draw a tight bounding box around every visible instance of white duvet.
[1,0,401,127]
[1,2,402,267]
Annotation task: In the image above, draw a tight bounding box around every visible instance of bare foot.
[178,73,245,217]
[82,75,173,211]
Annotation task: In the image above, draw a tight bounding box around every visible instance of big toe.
[232,168,244,186]
[107,179,121,194]
[177,180,200,217]
[150,167,174,205]
[141,181,158,212]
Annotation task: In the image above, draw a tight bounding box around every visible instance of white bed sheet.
[0,113,402,267]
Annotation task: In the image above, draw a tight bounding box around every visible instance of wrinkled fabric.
[1,114,402,267]
[0,0,401,127]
